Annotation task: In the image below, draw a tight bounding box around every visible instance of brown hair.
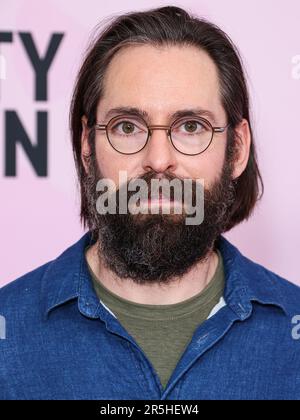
[70,5,264,232]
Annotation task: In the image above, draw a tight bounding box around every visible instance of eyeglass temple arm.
[213,123,230,133]
[95,124,106,130]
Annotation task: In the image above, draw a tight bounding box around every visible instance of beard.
[83,143,237,286]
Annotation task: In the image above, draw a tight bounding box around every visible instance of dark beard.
[83,148,236,286]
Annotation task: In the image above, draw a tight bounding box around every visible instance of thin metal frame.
[95,114,230,156]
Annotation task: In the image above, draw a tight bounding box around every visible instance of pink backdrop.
[0,0,299,287]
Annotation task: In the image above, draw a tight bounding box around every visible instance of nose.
[141,126,178,174]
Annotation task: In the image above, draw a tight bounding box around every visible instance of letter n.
[5,111,48,176]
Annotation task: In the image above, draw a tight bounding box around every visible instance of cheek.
[95,137,138,185]
[183,144,226,188]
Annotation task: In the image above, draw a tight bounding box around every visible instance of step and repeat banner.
[0,0,299,286]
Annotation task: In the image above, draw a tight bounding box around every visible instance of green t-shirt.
[85,247,225,389]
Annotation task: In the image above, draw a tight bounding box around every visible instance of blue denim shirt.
[0,231,299,400]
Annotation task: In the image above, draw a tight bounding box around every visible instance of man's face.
[82,44,237,285]
[96,44,228,189]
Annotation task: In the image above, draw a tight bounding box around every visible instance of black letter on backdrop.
[0,32,13,43]
[19,32,64,101]
[5,111,48,176]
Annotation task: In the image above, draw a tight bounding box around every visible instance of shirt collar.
[41,231,289,320]
[216,235,288,318]
[41,231,102,320]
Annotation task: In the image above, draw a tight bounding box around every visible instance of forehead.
[99,44,223,118]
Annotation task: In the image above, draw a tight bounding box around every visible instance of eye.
[110,118,146,136]
[172,118,210,136]
[114,121,136,135]
[180,120,206,134]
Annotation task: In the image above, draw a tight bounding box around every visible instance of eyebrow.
[103,106,218,124]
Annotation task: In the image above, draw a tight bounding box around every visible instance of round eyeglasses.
[95,114,230,156]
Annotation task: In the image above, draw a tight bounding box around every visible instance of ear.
[81,115,90,174]
[231,118,252,180]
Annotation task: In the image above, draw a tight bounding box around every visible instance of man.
[0,6,299,400]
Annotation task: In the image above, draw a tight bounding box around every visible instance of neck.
[86,241,219,305]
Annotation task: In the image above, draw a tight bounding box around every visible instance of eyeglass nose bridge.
[147,125,172,138]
